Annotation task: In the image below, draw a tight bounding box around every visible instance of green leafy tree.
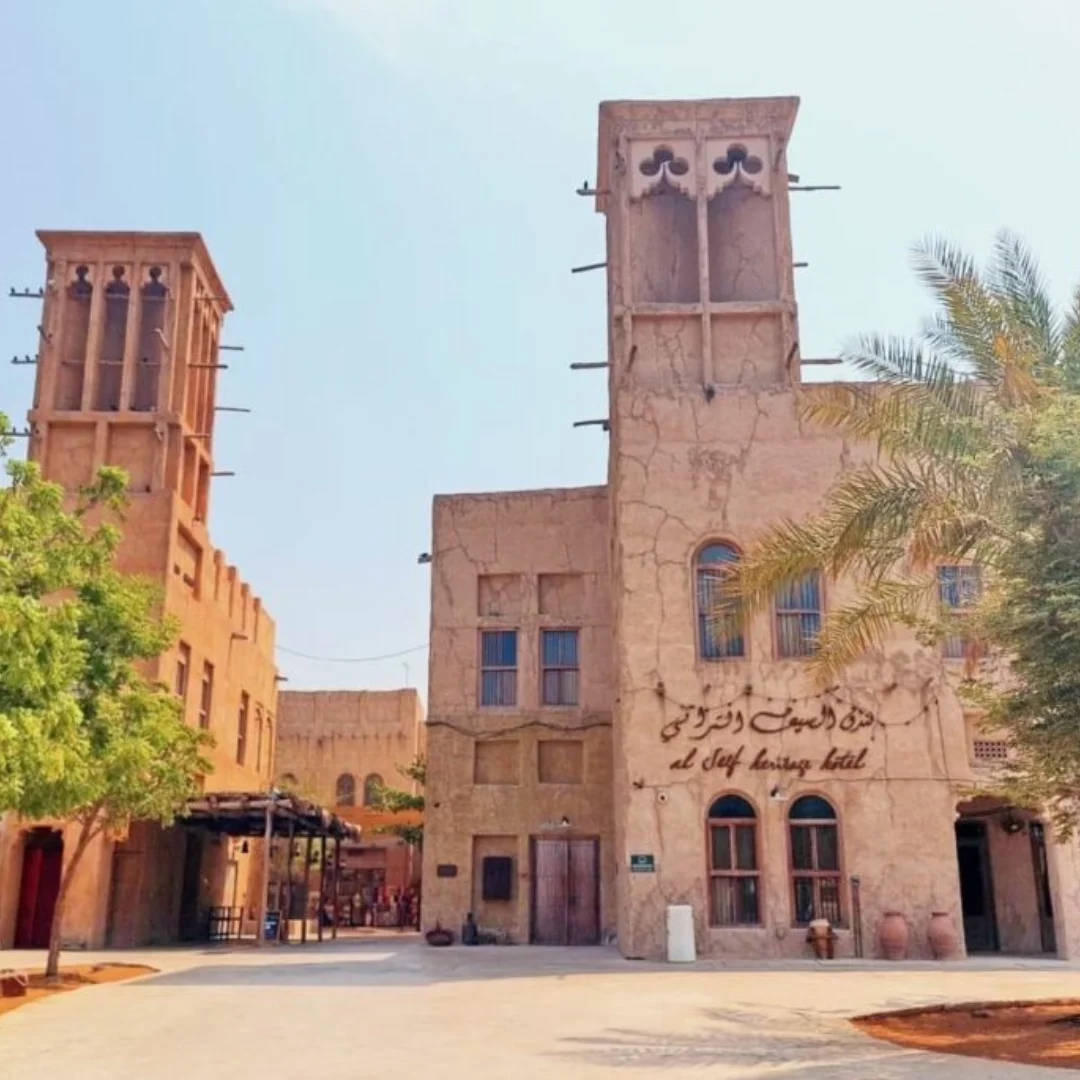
[972,398,1080,835]
[725,236,1080,830]
[0,418,210,976]
[371,757,425,848]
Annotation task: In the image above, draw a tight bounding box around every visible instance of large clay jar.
[878,911,909,960]
[928,911,960,960]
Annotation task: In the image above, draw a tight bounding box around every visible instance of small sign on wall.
[436,864,458,878]
[629,854,656,873]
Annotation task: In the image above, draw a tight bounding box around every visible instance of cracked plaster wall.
[607,375,984,959]
[707,185,779,303]
[422,487,615,941]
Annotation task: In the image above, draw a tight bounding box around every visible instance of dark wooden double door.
[530,837,599,945]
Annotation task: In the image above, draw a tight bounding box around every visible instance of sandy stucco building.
[0,231,279,950]
[275,690,425,903]
[422,97,1080,960]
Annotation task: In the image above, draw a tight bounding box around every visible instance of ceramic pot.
[0,971,28,998]
[425,921,454,947]
[878,911,908,960]
[927,911,960,960]
[807,919,833,960]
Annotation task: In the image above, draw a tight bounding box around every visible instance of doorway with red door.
[14,828,64,949]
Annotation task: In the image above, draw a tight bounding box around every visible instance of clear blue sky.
[3,0,1079,694]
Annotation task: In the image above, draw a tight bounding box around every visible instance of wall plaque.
[436,864,458,878]
[630,854,656,873]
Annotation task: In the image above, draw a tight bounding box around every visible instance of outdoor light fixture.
[1000,810,1026,835]
[240,840,250,854]
[559,816,571,828]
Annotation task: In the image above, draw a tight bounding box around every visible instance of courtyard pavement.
[1,935,1080,1078]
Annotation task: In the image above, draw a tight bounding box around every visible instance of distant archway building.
[274,690,425,925]
[421,97,1080,959]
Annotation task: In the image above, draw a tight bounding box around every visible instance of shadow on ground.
[119,937,1075,993]
[128,940,674,988]
[550,1005,985,1077]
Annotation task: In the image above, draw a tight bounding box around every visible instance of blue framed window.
[480,630,518,707]
[541,629,579,706]
[938,565,980,659]
[696,543,745,659]
[775,572,822,658]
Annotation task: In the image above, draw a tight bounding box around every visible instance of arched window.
[96,266,129,410]
[363,773,384,807]
[696,543,744,659]
[707,793,760,926]
[335,773,356,807]
[56,265,92,410]
[788,795,842,925]
[133,266,168,411]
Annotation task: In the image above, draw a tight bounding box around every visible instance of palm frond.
[733,456,988,614]
[911,235,979,301]
[989,231,1059,373]
[729,518,833,614]
[803,382,991,465]
[808,577,933,678]
[1058,283,1080,391]
[914,236,1024,392]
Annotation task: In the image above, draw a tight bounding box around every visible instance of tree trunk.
[45,818,99,981]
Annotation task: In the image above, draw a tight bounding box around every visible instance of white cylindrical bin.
[666,904,696,963]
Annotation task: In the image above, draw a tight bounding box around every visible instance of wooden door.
[567,839,600,945]
[532,838,569,944]
[1029,823,1057,955]
[956,820,998,953]
[15,831,63,949]
[14,845,43,948]
[530,837,599,945]
[178,831,203,941]
[106,851,142,947]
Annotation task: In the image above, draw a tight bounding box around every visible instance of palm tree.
[727,233,1080,677]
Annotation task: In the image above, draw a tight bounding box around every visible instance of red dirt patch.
[854,999,1080,1070]
[0,964,153,1020]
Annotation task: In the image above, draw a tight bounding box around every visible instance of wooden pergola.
[180,791,361,946]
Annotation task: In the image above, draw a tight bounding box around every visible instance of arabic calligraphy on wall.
[653,680,938,778]
[658,693,883,778]
[660,700,879,745]
[669,743,869,778]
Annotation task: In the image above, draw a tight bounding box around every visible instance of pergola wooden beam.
[177,790,360,947]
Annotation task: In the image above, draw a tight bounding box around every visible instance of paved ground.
[2,935,1080,1078]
